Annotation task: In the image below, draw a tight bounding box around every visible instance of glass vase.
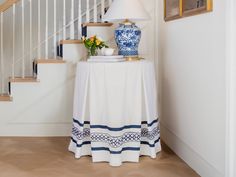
[88,48,98,57]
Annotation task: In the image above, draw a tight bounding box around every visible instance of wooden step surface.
[10,77,39,83]
[59,40,83,45]
[0,94,12,102]
[0,0,19,12]
[35,59,66,64]
[82,22,113,27]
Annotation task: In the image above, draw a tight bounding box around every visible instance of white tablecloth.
[69,60,161,166]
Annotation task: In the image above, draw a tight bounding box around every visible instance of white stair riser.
[86,26,116,42]
[63,44,87,63]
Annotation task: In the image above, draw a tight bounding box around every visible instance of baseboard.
[160,122,224,177]
[0,123,72,137]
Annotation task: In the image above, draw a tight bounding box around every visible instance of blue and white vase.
[115,23,141,57]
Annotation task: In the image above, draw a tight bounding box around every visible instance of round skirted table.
[69,60,161,166]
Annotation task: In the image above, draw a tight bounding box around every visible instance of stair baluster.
[37,0,41,59]
[101,0,105,20]
[78,0,82,38]
[109,0,112,6]
[0,12,4,95]
[29,0,32,74]
[70,0,75,39]
[21,0,25,78]
[54,0,57,59]
[94,0,97,23]
[45,0,49,59]
[12,3,16,79]
[63,0,66,40]
[86,0,90,22]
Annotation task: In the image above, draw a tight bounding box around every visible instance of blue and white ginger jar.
[115,23,141,57]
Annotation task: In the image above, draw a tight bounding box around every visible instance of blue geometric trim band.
[71,125,160,148]
[91,132,141,148]
[71,118,160,151]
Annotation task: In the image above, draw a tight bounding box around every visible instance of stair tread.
[60,40,83,45]
[10,77,39,83]
[0,94,12,102]
[82,22,113,27]
[0,0,19,13]
[35,59,66,64]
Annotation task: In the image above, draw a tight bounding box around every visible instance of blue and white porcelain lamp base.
[115,20,141,60]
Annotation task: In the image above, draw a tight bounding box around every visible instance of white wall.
[138,0,156,60]
[225,0,236,177]
[157,1,226,177]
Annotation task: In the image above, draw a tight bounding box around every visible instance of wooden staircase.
[0,59,67,101]
[0,94,12,101]
[10,77,39,83]
[0,0,19,12]
[0,0,114,102]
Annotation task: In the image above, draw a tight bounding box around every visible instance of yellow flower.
[90,35,96,42]
[82,36,86,42]
[96,39,101,45]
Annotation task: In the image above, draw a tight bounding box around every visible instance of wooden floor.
[0,137,200,177]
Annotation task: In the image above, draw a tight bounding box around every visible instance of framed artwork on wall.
[164,0,182,21]
[183,0,213,16]
[164,0,213,21]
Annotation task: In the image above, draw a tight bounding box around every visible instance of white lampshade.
[103,0,150,22]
